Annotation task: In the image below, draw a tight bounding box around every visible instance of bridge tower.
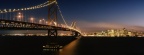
[71,22,76,28]
[71,22,80,36]
[48,0,58,37]
[48,0,57,25]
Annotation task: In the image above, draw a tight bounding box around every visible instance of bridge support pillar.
[48,29,58,37]
[46,29,58,48]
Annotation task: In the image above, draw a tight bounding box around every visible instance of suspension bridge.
[0,0,83,37]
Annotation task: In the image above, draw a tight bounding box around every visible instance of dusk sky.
[0,0,144,32]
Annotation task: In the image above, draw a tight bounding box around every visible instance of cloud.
[76,21,144,32]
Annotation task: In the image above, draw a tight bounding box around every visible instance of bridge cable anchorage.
[56,3,68,26]
[0,1,56,14]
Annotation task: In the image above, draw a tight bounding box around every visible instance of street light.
[18,15,21,18]
[18,12,21,14]
[39,19,42,24]
[17,12,23,21]
[30,17,34,23]
[42,19,45,24]
[45,21,48,25]
[54,22,57,26]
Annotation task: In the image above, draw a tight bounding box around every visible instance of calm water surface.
[1,36,144,55]
[57,37,144,55]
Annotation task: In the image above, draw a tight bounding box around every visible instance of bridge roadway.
[0,19,81,36]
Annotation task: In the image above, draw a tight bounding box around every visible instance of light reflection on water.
[59,38,80,55]
[42,38,80,55]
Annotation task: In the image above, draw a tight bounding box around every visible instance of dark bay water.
[59,37,144,55]
[0,36,144,55]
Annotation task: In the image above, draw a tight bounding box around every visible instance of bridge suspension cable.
[0,0,83,36]
[56,2,68,26]
[0,1,56,14]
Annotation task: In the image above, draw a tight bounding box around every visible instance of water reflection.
[42,49,60,55]
[59,38,80,55]
[42,38,80,55]
[42,44,63,55]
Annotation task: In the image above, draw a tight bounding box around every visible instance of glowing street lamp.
[17,12,23,21]
[42,19,45,24]
[18,12,21,14]
[45,21,48,25]
[30,17,34,23]
[54,22,57,26]
[18,15,21,18]
[39,19,42,24]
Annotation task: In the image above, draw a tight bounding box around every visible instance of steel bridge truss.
[0,0,81,37]
[0,19,80,36]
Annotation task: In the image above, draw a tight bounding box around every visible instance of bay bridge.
[0,0,83,37]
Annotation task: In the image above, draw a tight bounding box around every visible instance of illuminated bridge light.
[0,0,83,37]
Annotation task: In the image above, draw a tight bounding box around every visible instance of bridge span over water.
[0,0,83,37]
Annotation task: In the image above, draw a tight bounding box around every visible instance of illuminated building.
[92,28,144,37]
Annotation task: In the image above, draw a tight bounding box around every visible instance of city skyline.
[0,0,144,33]
[1,1,144,55]
[58,0,144,32]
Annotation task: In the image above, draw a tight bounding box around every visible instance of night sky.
[0,0,144,33]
